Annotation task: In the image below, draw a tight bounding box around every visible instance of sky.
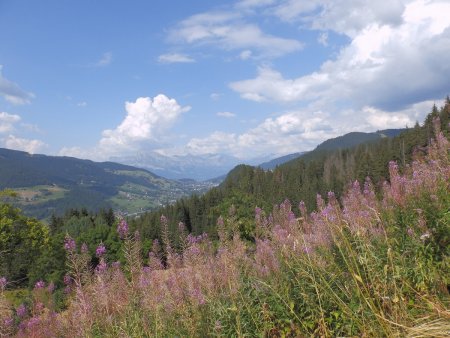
[0,0,449,162]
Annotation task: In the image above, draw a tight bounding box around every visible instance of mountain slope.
[314,129,404,152]
[111,152,246,181]
[132,102,449,239]
[0,149,212,219]
[258,152,307,170]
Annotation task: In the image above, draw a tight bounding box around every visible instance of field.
[14,186,68,205]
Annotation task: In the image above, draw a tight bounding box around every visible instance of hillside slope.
[0,149,212,219]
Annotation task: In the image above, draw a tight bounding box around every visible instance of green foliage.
[0,200,49,287]
[131,99,450,244]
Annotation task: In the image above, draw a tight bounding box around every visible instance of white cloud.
[0,112,21,133]
[3,135,46,154]
[169,11,303,58]
[230,1,450,111]
[180,95,441,159]
[239,50,253,60]
[99,94,190,151]
[236,0,277,9]
[96,52,113,67]
[60,94,190,160]
[217,111,236,118]
[184,109,335,158]
[77,101,87,107]
[158,53,195,63]
[317,32,328,46]
[263,0,406,37]
[210,92,222,100]
[0,66,35,105]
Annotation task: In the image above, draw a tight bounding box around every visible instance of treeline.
[0,205,121,288]
[130,99,450,240]
[1,99,448,289]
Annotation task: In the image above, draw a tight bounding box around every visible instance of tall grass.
[1,120,449,337]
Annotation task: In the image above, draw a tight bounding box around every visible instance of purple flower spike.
[47,282,55,293]
[34,280,45,289]
[0,277,6,290]
[96,243,107,257]
[63,274,72,286]
[81,243,89,253]
[64,235,76,252]
[117,219,129,239]
[17,304,26,318]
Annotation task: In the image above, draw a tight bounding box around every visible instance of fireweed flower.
[95,258,107,274]
[81,243,88,253]
[34,280,45,289]
[17,304,26,318]
[63,274,72,286]
[0,276,6,290]
[96,243,107,257]
[47,282,55,293]
[64,235,76,252]
[117,219,129,239]
[4,317,14,327]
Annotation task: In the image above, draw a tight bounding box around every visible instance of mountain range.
[0,128,404,220]
[0,148,214,220]
[111,152,268,181]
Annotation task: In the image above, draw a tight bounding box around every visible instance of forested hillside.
[0,150,212,219]
[131,100,449,241]
[0,100,448,337]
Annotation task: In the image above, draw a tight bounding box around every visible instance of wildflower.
[117,219,129,239]
[255,207,262,216]
[4,317,14,327]
[420,232,431,241]
[96,243,107,257]
[407,228,414,237]
[17,304,27,318]
[47,282,55,293]
[63,274,72,286]
[35,302,45,313]
[95,258,107,274]
[64,235,76,252]
[81,243,88,253]
[27,317,40,329]
[303,246,312,254]
[34,280,45,289]
[0,276,6,290]
[214,320,222,331]
[298,201,307,218]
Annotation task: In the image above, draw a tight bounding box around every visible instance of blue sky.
[1,0,449,161]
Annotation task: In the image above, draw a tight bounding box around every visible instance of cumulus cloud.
[3,135,46,154]
[180,96,441,160]
[99,94,190,152]
[230,0,450,111]
[217,111,236,118]
[169,11,303,58]
[272,0,406,36]
[185,109,335,158]
[61,94,190,159]
[0,66,35,105]
[0,112,21,133]
[158,53,195,63]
